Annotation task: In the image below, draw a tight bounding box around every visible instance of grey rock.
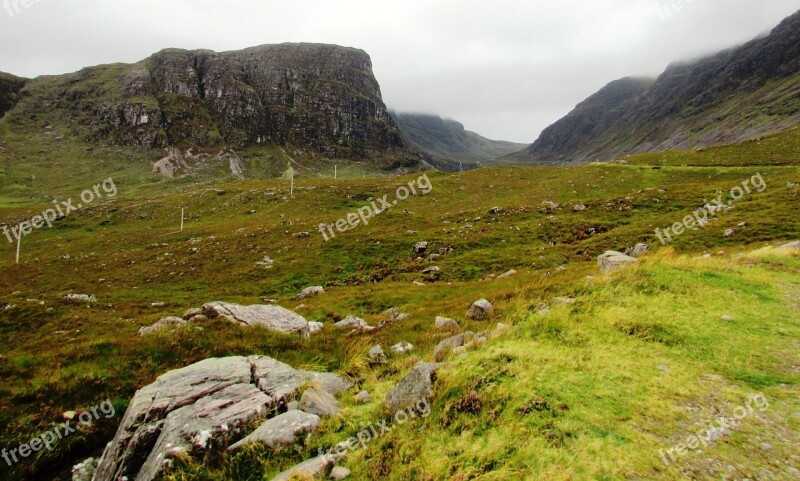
[270,455,336,481]
[434,334,465,361]
[629,243,649,257]
[299,387,341,417]
[228,410,320,452]
[368,345,387,365]
[489,206,503,215]
[183,307,203,320]
[497,269,518,279]
[287,401,300,411]
[94,356,351,481]
[354,391,371,404]
[422,266,440,275]
[723,229,735,237]
[777,240,800,249]
[597,251,638,274]
[138,316,189,336]
[435,316,461,333]
[391,341,414,354]
[330,466,352,480]
[721,315,735,321]
[202,302,310,337]
[551,297,576,306]
[334,316,370,330]
[294,286,324,301]
[573,204,587,212]
[413,241,429,256]
[64,294,96,303]
[308,322,325,334]
[385,363,441,413]
[467,299,493,320]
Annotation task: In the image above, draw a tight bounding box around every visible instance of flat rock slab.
[228,410,321,452]
[203,302,310,337]
[94,356,351,481]
[598,251,638,274]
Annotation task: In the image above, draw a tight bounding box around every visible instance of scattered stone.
[723,229,735,237]
[138,317,188,336]
[385,363,441,413]
[413,281,426,287]
[475,336,488,348]
[551,297,576,306]
[270,455,336,481]
[497,269,517,279]
[299,387,341,417]
[597,251,638,274]
[413,241,428,257]
[391,341,414,354]
[63,411,77,420]
[330,466,351,480]
[629,243,649,257]
[308,322,324,334]
[368,345,387,365]
[151,302,166,308]
[658,364,671,373]
[294,286,324,301]
[493,323,511,336]
[434,334,465,361]
[467,299,493,320]
[293,232,311,239]
[228,410,321,452]
[334,316,370,331]
[183,308,203,320]
[452,346,468,356]
[422,266,441,275]
[737,222,748,228]
[721,315,735,322]
[428,253,440,262]
[555,265,567,272]
[573,204,587,212]
[65,294,96,303]
[256,256,275,268]
[354,391,371,404]
[489,206,503,215]
[202,302,311,337]
[435,317,461,333]
[537,307,551,316]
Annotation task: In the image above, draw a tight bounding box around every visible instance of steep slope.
[391,112,528,170]
[509,9,800,165]
[1,43,421,171]
[0,72,26,118]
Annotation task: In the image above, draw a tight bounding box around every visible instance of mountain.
[391,112,528,170]
[508,9,800,164]
[0,72,26,118]
[1,43,422,173]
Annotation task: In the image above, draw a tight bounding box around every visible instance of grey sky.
[1,0,797,143]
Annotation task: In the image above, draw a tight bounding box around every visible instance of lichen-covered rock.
[228,410,321,452]
[294,286,324,301]
[386,363,441,413]
[94,356,351,481]
[435,317,461,333]
[334,316,370,331]
[138,316,188,336]
[270,454,336,481]
[202,302,310,337]
[434,334,465,361]
[368,345,387,365]
[298,387,341,417]
[597,251,638,274]
[467,299,493,320]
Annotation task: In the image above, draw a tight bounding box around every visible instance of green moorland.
[0,127,798,480]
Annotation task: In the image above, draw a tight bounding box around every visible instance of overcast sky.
[1,0,797,143]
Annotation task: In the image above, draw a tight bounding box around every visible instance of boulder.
[777,240,800,249]
[434,334,465,361]
[629,243,649,257]
[138,316,189,336]
[270,455,336,481]
[497,269,517,279]
[368,345,387,365]
[597,251,638,275]
[330,466,352,480]
[202,302,310,337]
[64,294,96,303]
[334,316,370,331]
[299,387,341,417]
[435,316,461,333]
[385,363,441,413]
[573,204,587,212]
[93,356,351,481]
[354,391,371,404]
[467,299,494,320]
[308,322,324,334]
[413,241,429,256]
[228,410,320,452]
[294,286,324,301]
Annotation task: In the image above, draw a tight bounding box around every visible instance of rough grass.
[0,128,798,480]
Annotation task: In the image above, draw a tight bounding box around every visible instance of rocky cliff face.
[391,112,528,171]
[510,9,800,164]
[0,72,26,118]
[6,43,420,170]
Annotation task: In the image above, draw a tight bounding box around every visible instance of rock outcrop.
[94,356,351,481]
[4,44,422,172]
[202,302,311,337]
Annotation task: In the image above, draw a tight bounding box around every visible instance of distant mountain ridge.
[391,112,528,170]
[0,43,421,171]
[508,9,800,164]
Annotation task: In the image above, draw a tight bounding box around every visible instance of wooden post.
[15,232,21,264]
[180,208,185,232]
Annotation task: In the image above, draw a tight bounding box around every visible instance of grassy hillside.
[0,128,798,480]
